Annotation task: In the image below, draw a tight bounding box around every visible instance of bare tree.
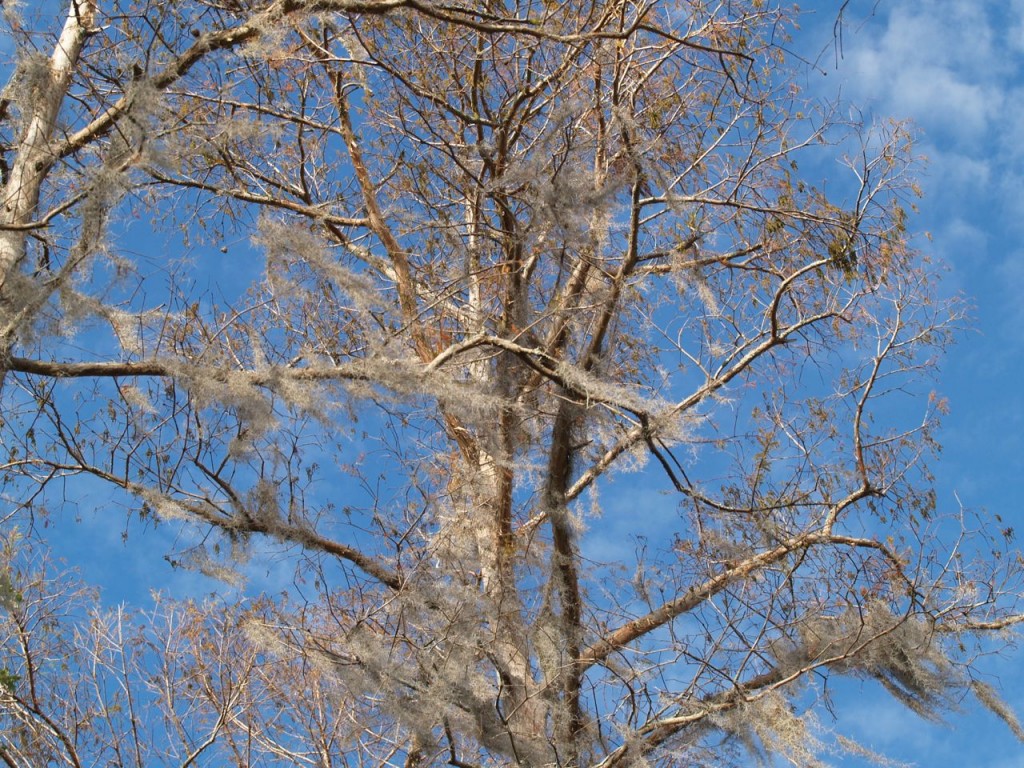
[1,0,1022,766]
[0,530,372,767]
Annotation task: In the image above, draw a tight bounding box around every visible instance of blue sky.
[828,1,1024,577]
[785,2,1024,763]
[6,0,1024,765]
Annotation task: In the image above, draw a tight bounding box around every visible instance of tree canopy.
[1,1,1022,766]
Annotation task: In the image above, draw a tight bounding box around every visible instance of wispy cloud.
[825,0,1024,366]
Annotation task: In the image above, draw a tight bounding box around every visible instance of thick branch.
[331,75,432,362]
[579,520,881,670]
[7,356,371,383]
[44,456,404,591]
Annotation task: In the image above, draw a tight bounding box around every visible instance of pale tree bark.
[0,1,97,370]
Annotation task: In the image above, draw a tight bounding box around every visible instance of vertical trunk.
[546,396,584,765]
[0,1,96,370]
[462,188,549,759]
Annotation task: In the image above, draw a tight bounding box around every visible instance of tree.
[1,0,1022,765]
[0,530,362,767]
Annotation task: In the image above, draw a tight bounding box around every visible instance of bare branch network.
[0,1,1021,766]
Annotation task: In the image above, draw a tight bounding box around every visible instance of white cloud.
[826,1,1024,339]
[1008,0,1024,54]
[840,3,1006,145]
